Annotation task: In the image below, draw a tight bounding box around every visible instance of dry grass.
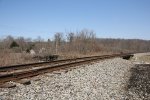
[0,50,114,66]
[138,55,150,63]
[57,51,113,59]
[0,52,36,66]
[131,53,150,63]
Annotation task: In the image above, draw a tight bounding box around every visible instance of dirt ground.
[126,53,150,99]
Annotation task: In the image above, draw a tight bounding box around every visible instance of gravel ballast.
[0,58,134,100]
[126,53,150,100]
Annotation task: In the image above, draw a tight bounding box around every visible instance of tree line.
[0,29,150,56]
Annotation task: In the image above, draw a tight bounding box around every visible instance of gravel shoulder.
[126,52,150,100]
[0,57,134,100]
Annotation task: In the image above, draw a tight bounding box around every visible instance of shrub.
[10,41,19,48]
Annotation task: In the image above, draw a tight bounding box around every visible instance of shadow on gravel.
[127,64,150,97]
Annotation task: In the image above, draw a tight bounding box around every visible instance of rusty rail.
[0,53,133,86]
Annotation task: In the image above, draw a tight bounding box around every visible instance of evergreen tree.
[10,41,19,48]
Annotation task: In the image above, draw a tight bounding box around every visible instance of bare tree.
[16,37,27,51]
[34,36,44,42]
[67,32,74,44]
[54,32,63,54]
[2,35,14,49]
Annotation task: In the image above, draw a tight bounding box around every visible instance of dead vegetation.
[0,50,35,66]
[0,29,150,66]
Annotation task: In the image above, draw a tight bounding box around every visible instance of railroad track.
[0,53,133,88]
[0,54,118,72]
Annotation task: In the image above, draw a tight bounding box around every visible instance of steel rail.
[0,53,123,72]
[0,53,133,85]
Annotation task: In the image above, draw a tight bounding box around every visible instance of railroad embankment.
[0,58,133,100]
[0,53,150,100]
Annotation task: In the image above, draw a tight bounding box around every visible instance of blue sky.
[0,0,150,40]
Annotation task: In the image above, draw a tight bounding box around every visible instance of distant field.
[139,55,150,63]
[131,53,150,63]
